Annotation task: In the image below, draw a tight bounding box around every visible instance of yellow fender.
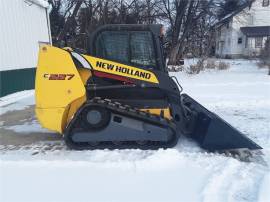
[35,45,90,133]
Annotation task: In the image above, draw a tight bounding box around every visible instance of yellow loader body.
[35,45,170,134]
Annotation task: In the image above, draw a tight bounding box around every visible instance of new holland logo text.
[44,74,75,80]
[96,61,151,79]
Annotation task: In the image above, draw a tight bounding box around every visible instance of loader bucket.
[181,94,262,151]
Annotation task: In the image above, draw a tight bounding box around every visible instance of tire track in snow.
[227,163,267,202]
[202,159,240,202]
[202,159,267,202]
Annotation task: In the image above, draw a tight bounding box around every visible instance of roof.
[215,1,253,27]
[25,0,49,8]
[241,26,270,37]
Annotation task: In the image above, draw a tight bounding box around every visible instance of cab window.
[95,31,157,69]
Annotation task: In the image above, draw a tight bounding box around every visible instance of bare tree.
[57,0,84,44]
[49,0,223,58]
[159,0,215,65]
[48,0,65,44]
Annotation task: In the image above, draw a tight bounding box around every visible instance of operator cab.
[86,24,169,108]
[88,24,166,72]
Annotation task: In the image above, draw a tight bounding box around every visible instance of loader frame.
[35,24,262,152]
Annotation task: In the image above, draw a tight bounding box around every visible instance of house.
[0,0,51,97]
[215,0,270,58]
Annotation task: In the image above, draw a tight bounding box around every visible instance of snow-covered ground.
[0,59,269,202]
[0,90,35,116]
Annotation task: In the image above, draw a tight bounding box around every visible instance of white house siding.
[229,10,254,57]
[0,0,51,71]
[215,0,270,58]
[242,0,270,56]
[216,22,233,56]
[0,0,51,96]
[249,0,270,26]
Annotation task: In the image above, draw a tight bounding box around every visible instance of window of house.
[262,0,269,7]
[250,16,254,25]
[245,37,249,48]
[255,37,263,48]
[238,37,242,44]
[218,29,221,37]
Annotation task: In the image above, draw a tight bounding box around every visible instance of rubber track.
[64,97,178,150]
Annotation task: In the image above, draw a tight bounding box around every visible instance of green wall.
[0,68,36,97]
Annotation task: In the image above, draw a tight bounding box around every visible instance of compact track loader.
[35,24,262,151]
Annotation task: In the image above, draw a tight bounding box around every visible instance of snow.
[0,59,270,202]
[0,151,210,202]
[0,90,35,115]
[26,0,49,8]
[5,119,51,134]
[258,172,270,202]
